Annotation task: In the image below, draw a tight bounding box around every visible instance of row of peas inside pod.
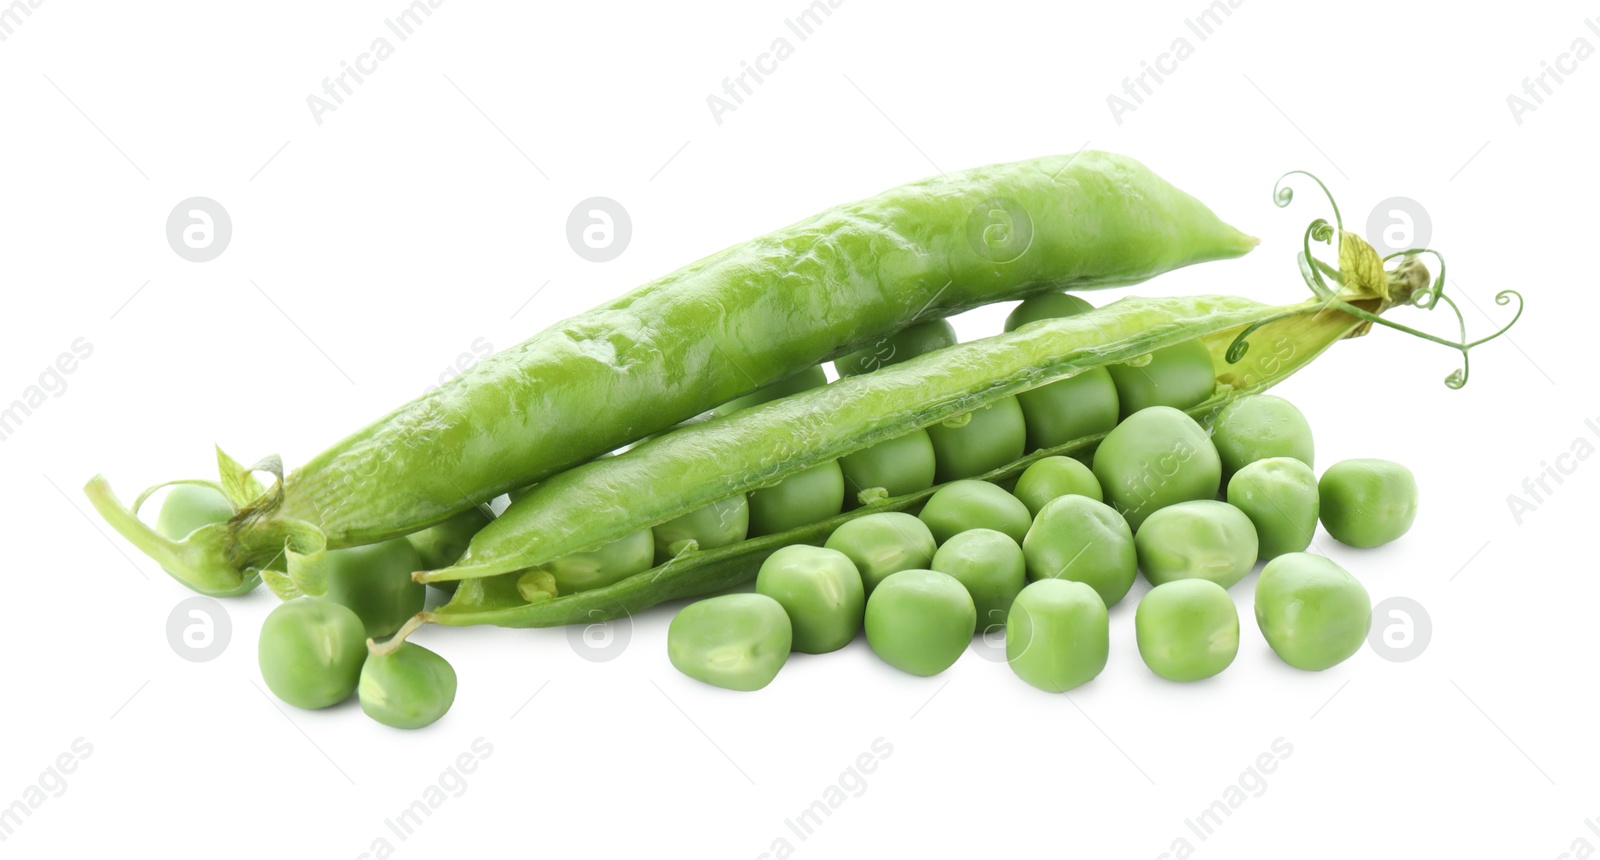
[660,292,1419,692]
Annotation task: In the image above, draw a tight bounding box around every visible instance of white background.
[1,1,1592,857]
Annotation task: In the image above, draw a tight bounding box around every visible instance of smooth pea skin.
[712,365,828,417]
[1228,458,1319,559]
[323,538,427,639]
[838,430,937,508]
[407,505,494,571]
[258,599,367,710]
[927,395,1027,482]
[1212,394,1315,481]
[653,494,750,561]
[864,569,976,677]
[1135,579,1239,682]
[918,479,1032,544]
[1107,339,1216,418]
[1255,553,1371,671]
[1021,495,1137,607]
[1133,500,1259,589]
[824,512,937,595]
[1012,456,1103,516]
[1092,405,1222,530]
[155,484,261,597]
[1318,459,1419,548]
[359,642,458,729]
[668,594,792,691]
[834,319,958,377]
[537,528,655,593]
[749,460,845,537]
[1005,292,1121,451]
[931,528,1026,631]
[1006,579,1109,693]
[756,545,865,654]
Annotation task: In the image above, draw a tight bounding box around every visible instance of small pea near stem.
[367,612,430,657]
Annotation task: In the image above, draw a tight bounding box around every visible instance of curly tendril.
[1230,172,1525,388]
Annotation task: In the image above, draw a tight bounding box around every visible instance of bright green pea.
[927,396,1027,482]
[823,512,937,595]
[756,545,864,654]
[1012,456,1103,516]
[1004,292,1096,331]
[712,366,828,417]
[1005,579,1109,693]
[1134,500,1258,589]
[1107,340,1216,418]
[1228,458,1319,559]
[1212,394,1314,481]
[1092,405,1222,530]
[864,569,976,676]
[838,429,937,508]
[748,460,845,536]
[1318,459,1418,548]
[323,538,427,639]
[834,319,957,377]
[537,528,655,593]
[359,642,457,729]
[1021,495,1137,607]
[931,528,1026,631]
[1254,553,1371,671]
[668,594,792,691]
[653,494,750,561]
[155,484,260,597]
[1135,579,1239,682]
[918,479,1031,544]
[407,506,494,571]
[258,599,367,710]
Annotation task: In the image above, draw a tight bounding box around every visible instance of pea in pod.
[85,151,1257,597]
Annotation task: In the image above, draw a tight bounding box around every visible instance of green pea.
[537,528,655,593]
[823,512,937,595]
[258,599,367,710]
[1021,495,1137,608]
[155,484,260,597]
[1227,458,1319,559]
[1012,456,1103,516]
[926,396,1027,482]
[834,319,957,377]
[1318,459,1418,548]
[1211,394,1314,481]
[359,642,458,729]
[931,528,1026,631]
[712,366,828,417]
[1004,292,1096,331]
[864,569,976,676]
[323,538,427,639]
[1135,579,1239,682]
[1133,500,1258,589]
[668,594,792,691]
[407,506,494,571]
[653,494,750,561]
[748,460,845,536]
[838,429,937,508]
[1005,579,1109,693]
[918,479,1031,544]
[1107,339,1216,418]
[1005,293,1120,450]
[1092,405,1221,530]
[756,545,865,654]
[1254,553,1371,671]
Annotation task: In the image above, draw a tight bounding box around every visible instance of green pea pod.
[86,151,1256,596]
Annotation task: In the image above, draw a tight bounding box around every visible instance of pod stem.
[367,612,430,657]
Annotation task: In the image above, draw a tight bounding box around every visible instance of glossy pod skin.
[427,282,1409,628]
[88,152,1256,596]
[1254,553,1371,671]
